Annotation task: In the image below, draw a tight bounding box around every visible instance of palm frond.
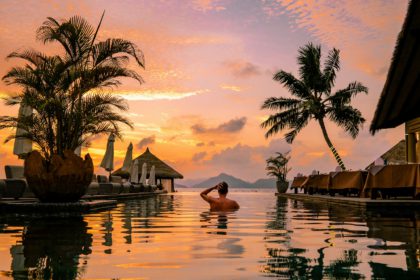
[322,48,340,93]
[6,49,49,67]
[327,82,368,106]
[327,105,365,138]
[261,97,302,111]
[297,43,323,91]
[260,107,302,138]
[284,110,310,143]
[92,38,145,68]
[273,71,311,99]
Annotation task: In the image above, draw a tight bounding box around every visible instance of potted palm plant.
[0,14,145,202]
[266,151,291,193]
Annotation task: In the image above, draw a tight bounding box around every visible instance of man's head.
[217,181,228,195]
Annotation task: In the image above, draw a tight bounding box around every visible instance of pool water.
[0,190,419,279]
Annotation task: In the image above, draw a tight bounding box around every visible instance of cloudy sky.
[0,0,409,182]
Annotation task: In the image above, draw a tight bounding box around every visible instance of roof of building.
[370,1,420,133]
[365,139,406,169]
[114,148,183,179]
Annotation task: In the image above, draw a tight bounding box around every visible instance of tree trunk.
[318,118,346,170]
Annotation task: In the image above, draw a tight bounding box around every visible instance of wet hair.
[218,181,228,195]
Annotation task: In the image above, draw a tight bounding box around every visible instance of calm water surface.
[0,189,419,279]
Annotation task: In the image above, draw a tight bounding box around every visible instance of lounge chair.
[86,174,100,195]
[110,176,124,193]
[97,175,114,194]
[4,166,33,199]
[0,179,5,198]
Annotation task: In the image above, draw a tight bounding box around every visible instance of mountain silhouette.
[187,173,276,188]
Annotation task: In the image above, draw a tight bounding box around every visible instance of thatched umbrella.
[130,159,139,183]
[139,162,147,185]
[74,146,82,156]
[100,134,115,175]
[149,165,156,186]
[13,104,32,159]
[121,142,133,172]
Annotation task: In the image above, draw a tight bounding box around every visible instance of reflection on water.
[4,216,92,279]
[0,191,419,279]
[262,197,420,279]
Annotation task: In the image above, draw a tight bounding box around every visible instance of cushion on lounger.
[5,166,25,179]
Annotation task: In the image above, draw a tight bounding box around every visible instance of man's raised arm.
[200,185,218,203]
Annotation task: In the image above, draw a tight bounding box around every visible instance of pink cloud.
[223,59,262,78]
[192,0,227,12]
[262,0,407,77]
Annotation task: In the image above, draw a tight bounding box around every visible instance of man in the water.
[200,181,240,211]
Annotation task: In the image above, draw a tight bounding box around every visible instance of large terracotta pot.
[276,180,288,193]
[24,150,94,202]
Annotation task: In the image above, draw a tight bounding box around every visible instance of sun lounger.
[328,170,367,197]
[4,165,34,199]
[302,174,330,195]
[5,165,25,179]
[3,179,26,199]
[291,176,307,193]
[110,176,124,193]
[97,175,114,194]
[120,181,131,193]
[0,179,5,198]
[86,175,100,195]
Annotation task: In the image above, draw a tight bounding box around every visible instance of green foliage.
[266,151,291,182]
[261,43,368,170]
[0,14,145,162]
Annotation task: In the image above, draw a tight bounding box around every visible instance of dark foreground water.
[0,190,419,279]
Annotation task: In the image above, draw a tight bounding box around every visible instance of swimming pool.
[0,190,419,279]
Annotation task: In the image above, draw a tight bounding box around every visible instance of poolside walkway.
[82,190,166,201]
[0,199,117,213]
[0,190,166,213]
[276,193,420,209]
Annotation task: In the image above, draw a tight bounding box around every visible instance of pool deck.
[276,193,420,209]
[82,190,166,201]
[0,191,166,213]
[0,199,117,213]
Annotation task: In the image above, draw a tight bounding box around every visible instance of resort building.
[370,0,420,163]
[366,139,406,169]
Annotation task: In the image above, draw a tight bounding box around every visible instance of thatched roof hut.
[370,1,420,132]
[366,140,406,169]
[113,147,183,192]
[370,1,419,163]
[133,147,183,179]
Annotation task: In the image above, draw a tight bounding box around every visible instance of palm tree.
[0,13,145,162]
[261,43,367,170]
[266,151,291,182]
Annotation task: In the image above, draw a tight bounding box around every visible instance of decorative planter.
[276,180,288,193]
[24,150,94,202]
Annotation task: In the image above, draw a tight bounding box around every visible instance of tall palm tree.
[0,14,145,162]
[261,43,367,170]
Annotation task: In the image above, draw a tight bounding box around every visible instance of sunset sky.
[0,0,409,183]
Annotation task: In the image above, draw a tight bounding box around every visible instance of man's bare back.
[200,182,240,211]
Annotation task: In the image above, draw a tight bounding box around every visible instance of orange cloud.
[117,89,208,101]
[220,84,242,92]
